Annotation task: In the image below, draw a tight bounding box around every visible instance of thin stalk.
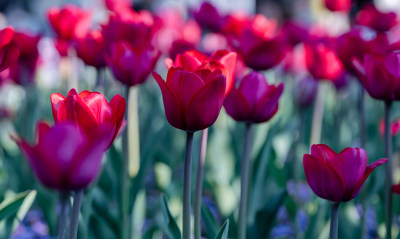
[359,86,367,239]
[58,192,69,239]
[310,82,327,145]
[194,128,209,239]
[69,190,83,239]
[238,123,252,239]
[183,131,194,239]
[95,68,104,92]
[385,100,393,239]
[128,87,140,177]
[329,203,340,239]
[121,86,130,239]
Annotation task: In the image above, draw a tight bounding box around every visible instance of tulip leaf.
[201,201,219,239]
[161,195,181,239]
[214,219,229,239]
[0,190,36,222]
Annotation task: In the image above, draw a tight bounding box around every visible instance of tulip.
[153,67,226,132]
[393,183,400,194]
[75,30,107,68]
[104,0,132,14]
[54,38,69,57]
[12,121,109,191]
[168,39,196,60]
[0,27,21,72]
[356,3,397,32]
[50,88,126,149]
[165,49,236,95]
[192,2,223,32]
[47,4,92,41]
[324,0,351,12]
[281,20,308,47]
[106,41,160,87]
[224,71,284,123]
[293,76,318,108]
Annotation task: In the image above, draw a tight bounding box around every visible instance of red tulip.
[50,89,125,149]
[224,71,284,123]
[192,2,223,32]
[165,50,236,96]
[152,67,226,132]
[352,52,400,101]
[54,38,69,57]
[106,41,160,87]
[75,30,107,68]
[304,38,343,80]
[47,4,92,41]
[12,121,109,191]
[356,4,397,32]
[303,144,387,202]
[0,27,20,72]
[224,14,286,71]
[324,0,351,12]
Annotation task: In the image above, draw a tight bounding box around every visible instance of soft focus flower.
[50,89,125,149]
[165,49,236,95]
[104,0,132,14]
[294,76,317,107]
[152,67,226,131]
[54,38,69,57]
[281,20,308,47]
[224,71,284,123]
[225,14,286,71]
[0,27,21,72]
[75,30,107,68]
[106,41,160,87]
[355,4,397,32]
[168,39,196,60]
[13,121,109,191]
[304,37,343,80]
[379,118,400,137]
[353,52,400,101]
[47,4,92,41]
[303,144,387,202]
[324,0,351,12]
[192,2,223,32]
[393,183,400,194]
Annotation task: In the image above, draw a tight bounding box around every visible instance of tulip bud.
[0,27,21,72]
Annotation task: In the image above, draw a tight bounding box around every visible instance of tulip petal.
[186,75,226,131]
[392,183,400,194]
[252,83,284,123]
[303,154,345,202]
[223,88,252,122]
[108,94,126,143]
[0,40,20,72]
[239,72,269,109]
[0,27,14,48]
[310,144,337,163]
[50,93,65,123]
[215,52,237,94]
[83,92,113,123]
[152,72,185,130]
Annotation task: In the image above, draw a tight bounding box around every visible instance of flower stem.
[58,192,69,239]
[329,203,340,239]
[194,128,208,239]
[121,86,131,239]
[238,123,252,239]
[310,82,326,145]
[95,68,104,92]
[69,190,83,239]
[359,86,367,239]
[385,100,393,239]
[183,131,194,239]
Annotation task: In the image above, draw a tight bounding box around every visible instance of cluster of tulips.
[1,0,400,238]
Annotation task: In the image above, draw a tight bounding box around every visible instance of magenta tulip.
[324,0,351,12]
[12,121,109,191]
[153,67,226,132]
[0,27,20,72]
[303,144,387,202]
[224,71,284,123]
[75,30,107,68]
[356,3,397,32]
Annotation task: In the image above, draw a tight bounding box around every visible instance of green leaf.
[161,195,181,239]
[214,219,229,239]
[0,190,36,222]
[201,201,219,239]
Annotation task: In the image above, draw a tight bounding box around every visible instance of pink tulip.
[303,144,387,202]
[356,3,397,32]
[0,27,21,72]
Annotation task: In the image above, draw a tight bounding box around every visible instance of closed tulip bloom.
[153,67,226,132]
[324,0,351,12]
[165,49,236,96]
[224,72,284,123]
[0,27,21,72]
[75,30,107,68]
[353,52,400,101]
[47,4,92,41]
[12,121,109,191]
[50,89,125,149]
[294,76,318,107]
[303,144,387,202]
[106,41,160,87]
[356,3,397,32]
[192,2,223,32]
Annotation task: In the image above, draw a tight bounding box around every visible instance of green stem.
[183,131,194,239]
[359,86,367,239]
[194,129,208,239]
[238,123,252,239]
[385,100,393,239]
[58,192,69,239]
[69,190,83,239]
[310,82,326,145]
[121,86,130,239]
[329,203,340,239]
[95,68,104,92]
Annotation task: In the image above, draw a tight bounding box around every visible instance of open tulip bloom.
[303,144,387,238]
